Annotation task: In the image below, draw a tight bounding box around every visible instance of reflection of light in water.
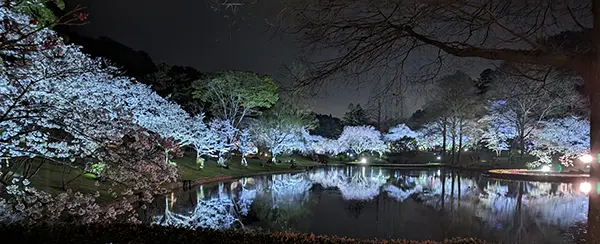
[169,192,176,209]
[473,181,589,229]
[309,168,346,188]
[154,168,590,242]
[154,185,243,230]
[230,181,239,190]
[384,184,423,201]
[338,174,387,200]
[437,169,440,176]
[309,168,388,200]
[580,182,591,194]
[270,174,312,208]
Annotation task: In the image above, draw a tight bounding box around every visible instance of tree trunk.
[164,148,169,166]
[587,63,600,243]
[442,118,447,162]
[451,119,456,165]
[241,156,248,166]
[196,152,204,169]
[519,125,525,165]
[457,170,461,209]
[457,120,463,165]
[441,168,445,213]
[450,170,455,211]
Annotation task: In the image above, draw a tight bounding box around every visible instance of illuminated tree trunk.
[241,155,248,166]
[196,152,204,169]
[164,148,170,166]
[442,118,447,162]
[518,122,526,164]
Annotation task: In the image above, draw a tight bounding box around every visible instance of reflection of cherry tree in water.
[310,167,388,201]
[349,170,587,243]
[269,174,313,207]
[153,182,256,229]
[384,184,423,202]
[308,168,346,188]
[412,172,478,209]
[237,186,256,216]
[250,174,315,231]
[467,181,587,243]
[338,172,388,201]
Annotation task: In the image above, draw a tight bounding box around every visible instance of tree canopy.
[343,103,370,126]
[192,71,279,128]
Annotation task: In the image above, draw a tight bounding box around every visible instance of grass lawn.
[16,154,321,204]
[27,161,123,203]
[176,153,320,181]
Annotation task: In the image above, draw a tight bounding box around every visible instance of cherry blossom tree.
[100,129,180,198]
[337,126,388,156]
[479,105,517,156]
[0,3,184,223]
[485,67,583,162]
[305,134,346,155]
[249,102,314,162]
[414,123,445,150]
[171,114,223,169]
[131,93,191,165]
[209,119,237,167]
[236,129,257,166]
[0,3,191,162]
[529,116,590,167]
[384,124,416,142]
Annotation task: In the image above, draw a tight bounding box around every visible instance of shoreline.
[103,162,558,210]
[103,163,328,209]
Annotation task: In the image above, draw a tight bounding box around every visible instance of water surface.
[142,166,588,243]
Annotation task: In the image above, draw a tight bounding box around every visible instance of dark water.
[142,166,589,243]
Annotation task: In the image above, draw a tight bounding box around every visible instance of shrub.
[0,223,494,244]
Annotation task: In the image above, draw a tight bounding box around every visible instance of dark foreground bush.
[0,223,493,244]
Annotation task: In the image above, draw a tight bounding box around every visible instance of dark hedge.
[0,223,494,244]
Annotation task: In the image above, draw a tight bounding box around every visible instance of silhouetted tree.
[343,103,370,126]
[310,113,344,139]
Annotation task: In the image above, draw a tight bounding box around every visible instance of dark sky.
[68,0,377,118]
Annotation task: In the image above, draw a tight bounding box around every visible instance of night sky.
[66,0,486,118]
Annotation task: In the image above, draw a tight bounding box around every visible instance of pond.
[140,166,589,243]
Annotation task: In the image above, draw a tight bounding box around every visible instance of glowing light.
[580,182,591,194]
[580,154,593,164]
[541,165,551,172]
[360,158,367,164]
[464,148,469,152]
[436,156,441,160]
[436,169,441,176]
[263,153,268,157]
